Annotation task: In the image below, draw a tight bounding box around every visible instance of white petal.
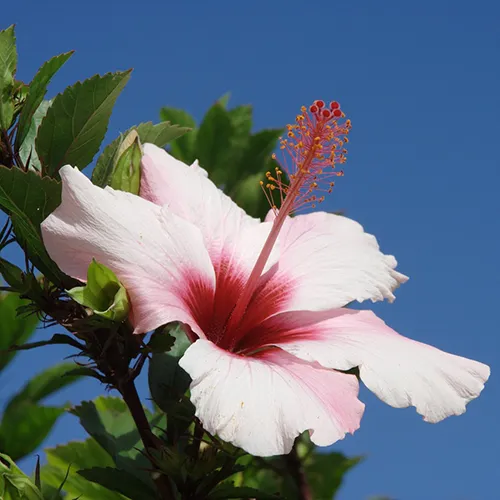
[140,144,261,270]
[179,339,364,456]
[41,166,215,334]
[272,309,490,423]
[259,212,408,314]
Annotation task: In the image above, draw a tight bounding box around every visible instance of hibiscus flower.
[41,101,489,457]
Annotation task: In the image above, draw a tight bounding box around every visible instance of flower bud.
[67,259,129,322]
[109,130,142,194]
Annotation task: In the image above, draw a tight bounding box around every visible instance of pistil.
[226,100,351,332]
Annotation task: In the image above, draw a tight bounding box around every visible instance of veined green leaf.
[18,99,51,171]
[0,453,43,499]
[16,52,73,147]
[78,467,156,499]
[0,166,73,286]
[4,362,81,413]
[159,107,197,163]
[0,405,64,461]
[42,439,126,500]
[36,70,131,176]
[0,291,39,370]
[0,25,17,129]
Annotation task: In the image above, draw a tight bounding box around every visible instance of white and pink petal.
[41,165,215,335]
[179,339,364,456]
[253,212,408,317]
[140,144,260,270]
[269,309,490,423]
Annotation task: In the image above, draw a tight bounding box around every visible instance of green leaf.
[148,352,193,417]
[147,327,175,354]
[0,257,24,290]
[16,52,73,148]
[227,104,252,146]
[231,172,268,219]
[148,324,193,415]
[34,456,41,490]
[70,397,141,461]
[70,396,163,481]
[39,480,63,500]
[195,103,233,181]
[239,465,283,497]
[0,453,44,500]
[159,107,197,163]
[92,121,189,188]
[42,439,126,500]
[63,366,105,382]
[109,131,141,194]
[206,104,254,189]
[67,259,129,321]
[0,292,38,370]
[0,25,17,130]
[148,325,194,446]
[207,483,280,499]
[8,332,83,352]
[238,129,283,176]
[217,92,231,108]
[78,467,156,499]
[0,405,64,461]
[304,451,363,499]
[36,70,131,176]
[135,120,190,147]
[0,166,73,286]
[18,99,51,171]
[4,362,81,413]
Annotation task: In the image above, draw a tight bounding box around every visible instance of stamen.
[226,100,351,334]
[263,99,351,217]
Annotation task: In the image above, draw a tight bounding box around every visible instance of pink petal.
[270,309,490,423]
[41,166,215,335]
[253,212,408,316]
[179,339,364,456]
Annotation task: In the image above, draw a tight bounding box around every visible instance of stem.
[285,442,312,500]
[119,377,175,500]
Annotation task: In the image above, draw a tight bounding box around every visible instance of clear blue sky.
[2,1,499,499]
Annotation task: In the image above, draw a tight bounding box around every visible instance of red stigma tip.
[315,100,325,109]
[321,109,331,118]
[310,105,318,113]
[330,101,340,110]
[333,109,342,117]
